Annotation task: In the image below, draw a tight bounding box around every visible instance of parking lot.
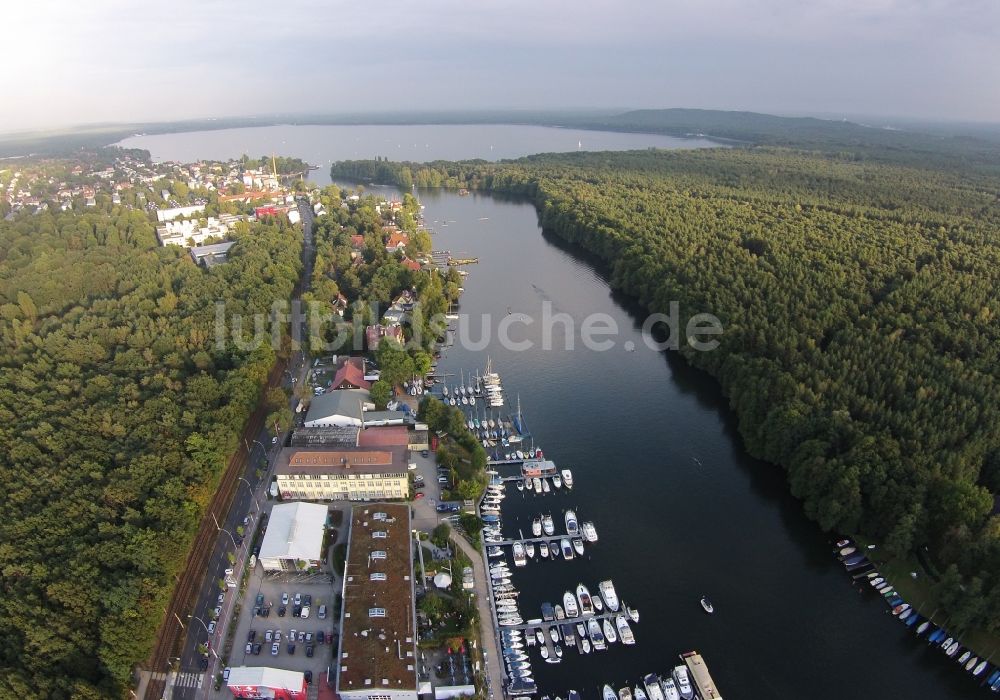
[220,504,348,696]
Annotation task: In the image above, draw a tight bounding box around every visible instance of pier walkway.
[499,609,626,632]
[487,534,584,547]
[450,534,505,699]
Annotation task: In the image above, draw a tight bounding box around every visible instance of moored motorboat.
[958,650,972,665]
[660,677,680,700]
[549,541,559,557]
[633,687,648,700]
[562,469,574,488]
[603,617,618,644]
[587,617,606,650]
[564,591,579,617]
[619,687,634,700]
[614,615,635,645]
[542,479,551,493]
[532,518,542,537]
[573,538,585,556]
[700,596,714,614]
[966,656,979,671]
[513,542,527,567]
[565,510,579,536]
[561,538,574,559]
[539,542,549,558]
[603,685,618,700]
[524,542,536,558]
[554,604,565,620]
[593,595,604,612]
[532,477,542,493]
[945,641,960,657]
[973,660,988,676]
[580,637,592,654]
[673,665,694,700]
[599,580,620,612]
[582,521,598,542]
[625,604,640,623]
[542,514,555,536]
[553,474,562,488]
[644,675,664,700]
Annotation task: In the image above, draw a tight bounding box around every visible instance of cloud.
[2,0,998,131]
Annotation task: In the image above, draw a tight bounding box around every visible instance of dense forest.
[332,148,1000,632]
[0,209,301,697]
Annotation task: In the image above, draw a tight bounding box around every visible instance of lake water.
[116,124,717,183]
[129,124,977,698]
[419,189,976,700]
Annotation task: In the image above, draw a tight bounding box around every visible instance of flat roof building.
[336,504,417,700]
[257,501,328,572]
[304,389,373,428]
[274,447,408,502]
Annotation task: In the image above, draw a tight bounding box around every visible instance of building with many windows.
[337,504,418,700]
[274,447,409,501]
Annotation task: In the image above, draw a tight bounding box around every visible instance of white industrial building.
[257,502,328,572]
[303,389,373,428]
[156,204,205,222]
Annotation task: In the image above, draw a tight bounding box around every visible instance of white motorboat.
[619,688,634,700]
[958,651,972,664]
[539,542,549,558]
[554,645,563,659]
[660,677,680,700]
[517,450,525,460]
[945,641,960,656]
[553,474,562,488]
[603,686,618,700]
[633,687,648,700]
[550,627,560,643]
[588,618,606,650]
[513,542,527,567]
[542,478,551,493]
[554,604,565,620]
[599,580,620,612]
[582,522,598,542]
[625,604,639,623]
[965,656,979,671]
[580,637,592,654]
[576,621,587,638]
[644,675,664,700]
[593,595,603,612]
[615,614,635,645]
[672,666,694,700]
[532,518,542,537]
[561,538,574,559]
[870,577,885,587]
[572,538,585,556]
[700,596,714,614]
[603,618,617,644]
[562,469,574,488]
[533,477,542,493]
[564,510,579,536]
[535,629,546,645]
[563,591,579,617]
[524,542,536,558]
[542,514,555,536]
[487,546,504,558]
[540,645,549,660]
[576,584,595,615]
[549,541,560,558]
[516,480,524,492]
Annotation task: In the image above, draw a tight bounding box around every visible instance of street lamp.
[238,477,261,513]
[212,512,242,550]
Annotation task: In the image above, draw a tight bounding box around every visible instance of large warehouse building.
[257,501,328,572]
[336,503,418,700]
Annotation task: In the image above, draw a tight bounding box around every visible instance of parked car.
[289,629,297,641]
[294,593,302,606]
[199,657,209,671]
[421,449,429,458]
[270,642,279,656]
[306,645,314,658]
[255,593,264,606]
[207,621,216,634]
[212,606,222,618]
[317,630,325,644]
[318,605,327,620]
[303,594,312,606]
[245,642,252,654]
[281,592,289,605]
[223,668,231,682]
[287,643,296,655]
[217,593,225,604]
[278,606,286,617]
[305,632,313,642]
[274,630,282,642]
[304,669,313,684]
[247,630,256,642]
[300,606,310,619]
[252,643,262,655]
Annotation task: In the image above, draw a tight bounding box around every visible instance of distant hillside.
[571,108,1000,172]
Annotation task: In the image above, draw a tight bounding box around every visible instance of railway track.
[142,357,288,699]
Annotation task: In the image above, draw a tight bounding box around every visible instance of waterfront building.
[274,447,409,501]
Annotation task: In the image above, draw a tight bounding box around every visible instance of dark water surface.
[116,124,717,183]
[421,190,974,700]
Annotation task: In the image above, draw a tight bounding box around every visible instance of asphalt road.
[170,200,315,698]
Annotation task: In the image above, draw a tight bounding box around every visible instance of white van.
[300,606,310,619]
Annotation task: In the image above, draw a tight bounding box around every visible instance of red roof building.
[332,357,371,390]
[401,257,421,271]
[349,234,365,250]
[357,425,410,448]
[385,232,409,252]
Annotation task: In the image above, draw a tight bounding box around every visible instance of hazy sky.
[4,0,999,132]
